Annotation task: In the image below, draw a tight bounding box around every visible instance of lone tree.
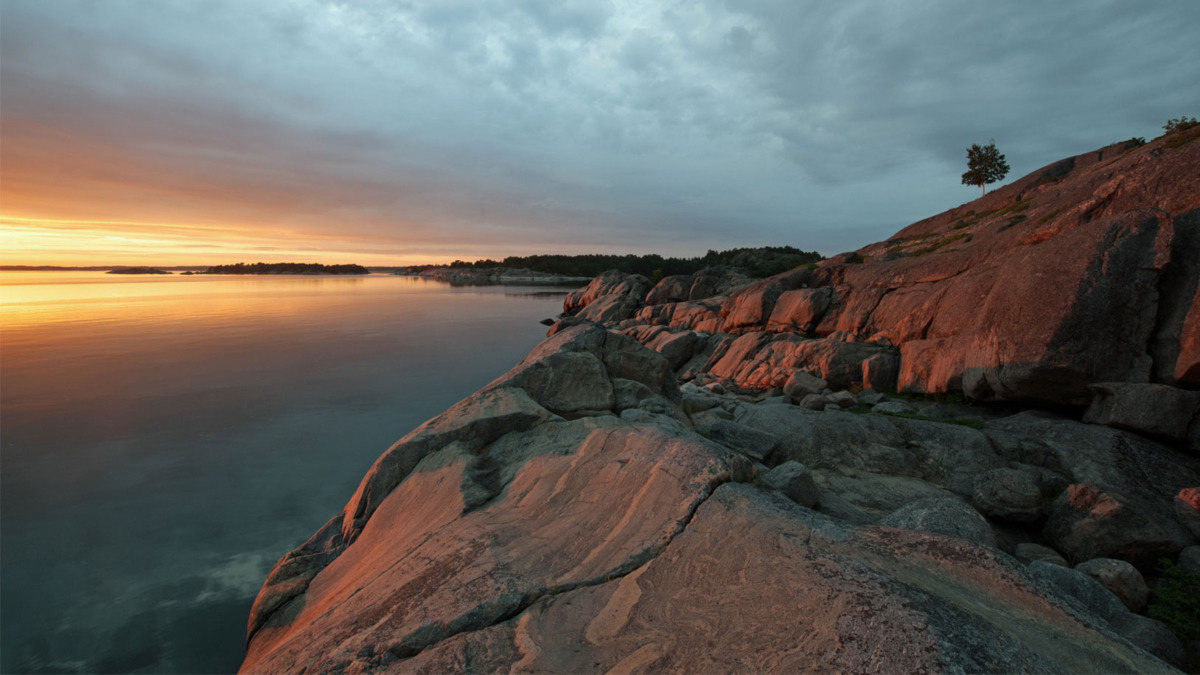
[961,140,1010,196]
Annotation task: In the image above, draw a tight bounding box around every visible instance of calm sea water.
[0,271,568,674]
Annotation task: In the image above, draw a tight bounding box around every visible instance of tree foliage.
[409,247,823,279]
[961,140,1010,196]
[204,262,369,275]
[1162,116,1198,134]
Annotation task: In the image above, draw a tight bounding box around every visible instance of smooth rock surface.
[1083,382,1200,444]
[880,497,997,548]
[1074,558,1148,612]
[1015,543,1069,567]
[972,467,1047,522]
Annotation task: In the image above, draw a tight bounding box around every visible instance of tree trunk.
[981,184,986,197]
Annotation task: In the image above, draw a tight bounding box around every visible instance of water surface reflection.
[1,272,568,673]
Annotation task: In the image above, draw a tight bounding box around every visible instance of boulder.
[1014,543,1068,567]
[827,390,858,409]
[1176,487,1200,539]
[857,389,886,405]
[702,420,780,462]
[797,394,828,411]
[1178,545,1200,574]
[1083,382,1200,443]
[644,330,701,370]
[1074,558,1148,612]
[644,275,692,305]
[793,338,894,390]
[880,497,996,549]
[741,404,1001,502]
[721,269,811,333]
[759,461,820,507]
[972,468,1047,522]
[766,288,831,333]
[783,371,827,399]
[564,270,648,317]
[873,400,916,415]
[1043,483,1185,568]
[1028,561,1183,667]
[989,413,1200,564]
[688,267,752,301]
[861,351,900,393]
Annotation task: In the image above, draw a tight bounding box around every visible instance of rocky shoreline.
[241,130,1200,672]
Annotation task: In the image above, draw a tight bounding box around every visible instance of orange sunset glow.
[3,0,1196,266]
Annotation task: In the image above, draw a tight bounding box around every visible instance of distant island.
[390,246,825,280]
[203,262,370,275]
[106,267,172,275]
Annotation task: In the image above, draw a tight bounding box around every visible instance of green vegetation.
[909,232,970,257]
[1147,558,1200,670]
[435,246,823,279]
[961,140,1010,196]
[1037,207,1064,224]
[1121,136,1146,151]
[204,262,369,275]
[1163,116,1198,134]
[1163,123,1200,150]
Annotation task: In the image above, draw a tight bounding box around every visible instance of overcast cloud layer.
[2,0,1198,263]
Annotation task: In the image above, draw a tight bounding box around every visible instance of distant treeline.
[204,262,369,275]
[438,247,824,279]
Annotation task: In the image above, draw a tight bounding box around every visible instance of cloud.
[2,0,1198,264]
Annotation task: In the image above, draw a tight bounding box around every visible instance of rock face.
[243,133,1200,673]
[243,320,1199,672]
[562,133,1200,426]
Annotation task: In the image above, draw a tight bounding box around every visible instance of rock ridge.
[242,132,1200,672]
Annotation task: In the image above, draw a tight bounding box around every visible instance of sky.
[1,0,1197,266]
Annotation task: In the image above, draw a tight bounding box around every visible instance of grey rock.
[1014,543,1068,567]
[861,351,900,393]
[857,389,886,406]
[972,468,1046,522]
[760,461,820,507]
[820,473,954,515]
[1175,487,1200,539]
[1083,382,1200,442]
[1027,562,1184,666]
[613,378,655,411]
[1074,558,1148,612]
[649,330,701,370]
[1108,614,1185,669]
[1028,561,1126,622]
[739,404,1002,501]
[827,390,859,409]
[798,394,829,410]
[1178,545,1200,574]
[644,275,692,305]
[881,497,996,548]
[681,392,722,415]
[784,371,827,399]
[823,404,842,412]
[1044,483,1185,568]
[989,413,1200,563]
[704,420,781,461]
[873,400,917,415]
